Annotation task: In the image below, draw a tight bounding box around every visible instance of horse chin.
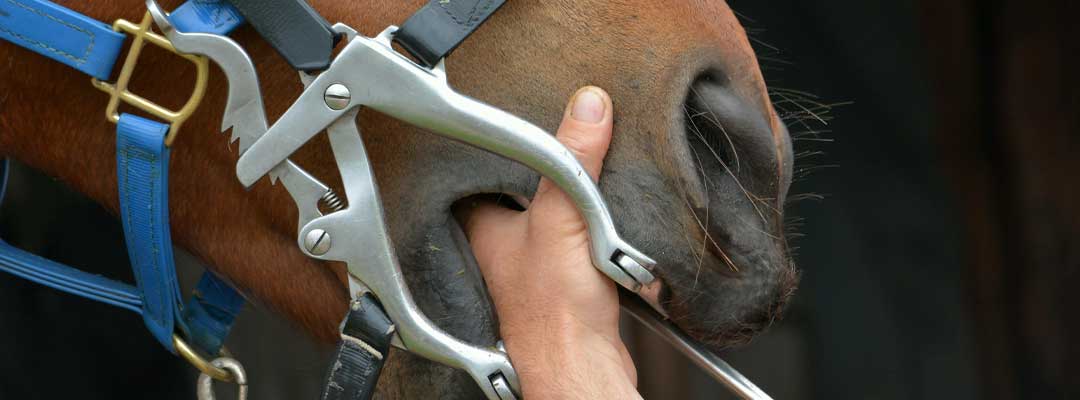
[660,245,798,352]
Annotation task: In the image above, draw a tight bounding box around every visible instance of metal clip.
[196,357,248,400]
[91,12,208,147]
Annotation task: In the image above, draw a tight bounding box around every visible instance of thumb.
[529,86,615,229]
[555,86,613,181]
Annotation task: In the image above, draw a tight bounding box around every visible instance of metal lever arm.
[235,25,658,293]
[147,1,331,231]
[299,112,519,400]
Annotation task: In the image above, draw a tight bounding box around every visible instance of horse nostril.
[684,73,740,180]
[676,70,788,266]
[680,69,783,201]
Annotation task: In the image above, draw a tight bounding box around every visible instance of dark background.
[1,0,1076,398]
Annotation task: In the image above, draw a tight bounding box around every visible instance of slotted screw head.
[304,229,332,255]
[324,84,351,110]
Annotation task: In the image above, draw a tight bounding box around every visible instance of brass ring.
[173,335,233,382]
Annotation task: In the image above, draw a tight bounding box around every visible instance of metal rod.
[620,293,773,400]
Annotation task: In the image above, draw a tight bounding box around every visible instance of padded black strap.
[224,0,338,71]
[320,293,395,400]
[395,0,507,67]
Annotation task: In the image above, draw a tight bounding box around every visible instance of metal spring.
[320,190,347,212]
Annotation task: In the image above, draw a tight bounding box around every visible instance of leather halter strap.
[321,293,395,400]
[223,0,506,70]
[0,0,246,356]
[395,0,507,67]
[223,0,338,71]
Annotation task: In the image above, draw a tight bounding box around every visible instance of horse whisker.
[683,106,772,226]
[676,144,742,274]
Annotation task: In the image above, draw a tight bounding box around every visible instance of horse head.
[0,0,796,397]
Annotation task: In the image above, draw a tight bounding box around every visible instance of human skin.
[462,87,641,399]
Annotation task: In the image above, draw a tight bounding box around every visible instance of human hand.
[462,87,641,399]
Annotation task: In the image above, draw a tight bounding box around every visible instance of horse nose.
[647,70,798,350]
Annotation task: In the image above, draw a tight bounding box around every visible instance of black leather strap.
[395,0,508,67]
[225,0,339,71]
[321,293,395,400]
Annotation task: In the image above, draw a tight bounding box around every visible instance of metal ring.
[196,358,248,400]
[173,335,232,382]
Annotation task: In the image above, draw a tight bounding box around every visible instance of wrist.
[500,315,639,399]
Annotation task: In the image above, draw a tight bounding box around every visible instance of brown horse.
[0,0,797,397]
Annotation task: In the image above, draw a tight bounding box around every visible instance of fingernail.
[571,88,605,123]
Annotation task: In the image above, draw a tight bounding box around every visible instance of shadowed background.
[1,0,1076,398]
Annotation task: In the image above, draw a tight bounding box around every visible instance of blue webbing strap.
[116,114,185,351]
[0,0,243,77]
[0,0,246,355]
[0,240,144,313]
[0,0,124,80]
[117,114,246,354]
[0,123,245,352]
[184,272,246,353]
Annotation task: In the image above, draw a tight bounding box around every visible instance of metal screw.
[323,84,351,110]
[304,229,332,255]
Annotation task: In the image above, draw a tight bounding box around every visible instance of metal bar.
[621,293,773,400]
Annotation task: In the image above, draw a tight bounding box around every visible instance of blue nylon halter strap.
[0,0,245,356]
[0,0,124,79]
[169,0,244,36]
[116,113,247,354]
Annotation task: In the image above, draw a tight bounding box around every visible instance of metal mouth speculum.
[147,6,520,397]
[234,24,660,299]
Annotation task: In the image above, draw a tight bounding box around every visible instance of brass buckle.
[91,12,208,147]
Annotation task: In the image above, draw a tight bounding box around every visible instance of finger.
[457,198,522,275]
[530,87,614,221]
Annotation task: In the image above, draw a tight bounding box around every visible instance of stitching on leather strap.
[4,0,96,64]
[341,335,384,360]
[438,0,493,29]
